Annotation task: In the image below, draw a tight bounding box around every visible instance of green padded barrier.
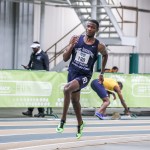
[129,53,139,74]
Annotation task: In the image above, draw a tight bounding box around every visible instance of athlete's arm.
[97,43,108,83]
[114,86,130,115]
[63,35,79,62]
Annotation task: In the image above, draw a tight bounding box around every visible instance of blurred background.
[0,0,150,73]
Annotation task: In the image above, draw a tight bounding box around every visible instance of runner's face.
[86,22,98,37]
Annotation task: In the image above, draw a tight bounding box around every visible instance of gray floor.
[0,108,150,150]
[68,141,150,150]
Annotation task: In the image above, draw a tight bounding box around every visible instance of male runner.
[56,19,108,139]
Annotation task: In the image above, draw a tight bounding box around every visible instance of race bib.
[75,51,90,64]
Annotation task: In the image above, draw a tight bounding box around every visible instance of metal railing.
[45,22,83,68]
[46,0,138,69]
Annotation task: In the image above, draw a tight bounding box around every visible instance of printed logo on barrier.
[107,75,126,83]
[0,81,52,96]
[0,86,11,94]
[59,83,91,94]
[59,83,66,91]
[0,82,15,94]
[56,98,64,107]
[132,83,150,97]
[13,97,51,107]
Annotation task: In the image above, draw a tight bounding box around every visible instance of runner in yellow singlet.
[91,78,130,119]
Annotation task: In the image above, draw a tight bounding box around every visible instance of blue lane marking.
[0,130,150,144]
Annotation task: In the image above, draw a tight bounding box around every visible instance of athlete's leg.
[70,76,90,125]
[91,79,110,118]
[56,79,80,133]
[71,91,85,139]
[61,79,80,122]
[98,97,110,114]
[71,91,82,126]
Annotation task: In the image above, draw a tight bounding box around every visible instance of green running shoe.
[76,121,85,139]
[56,121,65,133]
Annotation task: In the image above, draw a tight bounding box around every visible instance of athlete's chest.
[73,46,96,65]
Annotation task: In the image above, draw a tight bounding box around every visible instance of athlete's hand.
[98,74,104,84]
[69,35,79,47]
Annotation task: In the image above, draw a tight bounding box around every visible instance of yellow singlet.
[103,78,119,91]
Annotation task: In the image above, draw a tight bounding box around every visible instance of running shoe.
[76,121,85,139]
[95,112,104,120]
[56,120,65,133]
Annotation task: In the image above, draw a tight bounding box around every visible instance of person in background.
[104,66,118,73]
[56,19,108,139]
[91,78,130,120]
[22,41,49,117]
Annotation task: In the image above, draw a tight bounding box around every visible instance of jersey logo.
[82,77,88,84]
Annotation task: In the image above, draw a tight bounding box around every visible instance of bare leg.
[98,97,110,114]
[61,80,80,122]
[61,84,71,122]
[71,91,83,126]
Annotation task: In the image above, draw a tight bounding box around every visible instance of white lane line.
[8,135,150,150]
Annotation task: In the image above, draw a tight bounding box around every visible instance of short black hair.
[112,66,118,70]
[89,19,99,29]
[117,81,123,90]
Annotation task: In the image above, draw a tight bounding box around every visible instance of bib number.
[75,51,90,64]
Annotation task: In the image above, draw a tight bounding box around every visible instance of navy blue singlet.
[68,35,99,77]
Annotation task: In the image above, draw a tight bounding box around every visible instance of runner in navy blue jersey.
[56,19,108,139]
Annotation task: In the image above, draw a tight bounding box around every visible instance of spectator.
[22,41,49,117]
[104,66,118,73]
